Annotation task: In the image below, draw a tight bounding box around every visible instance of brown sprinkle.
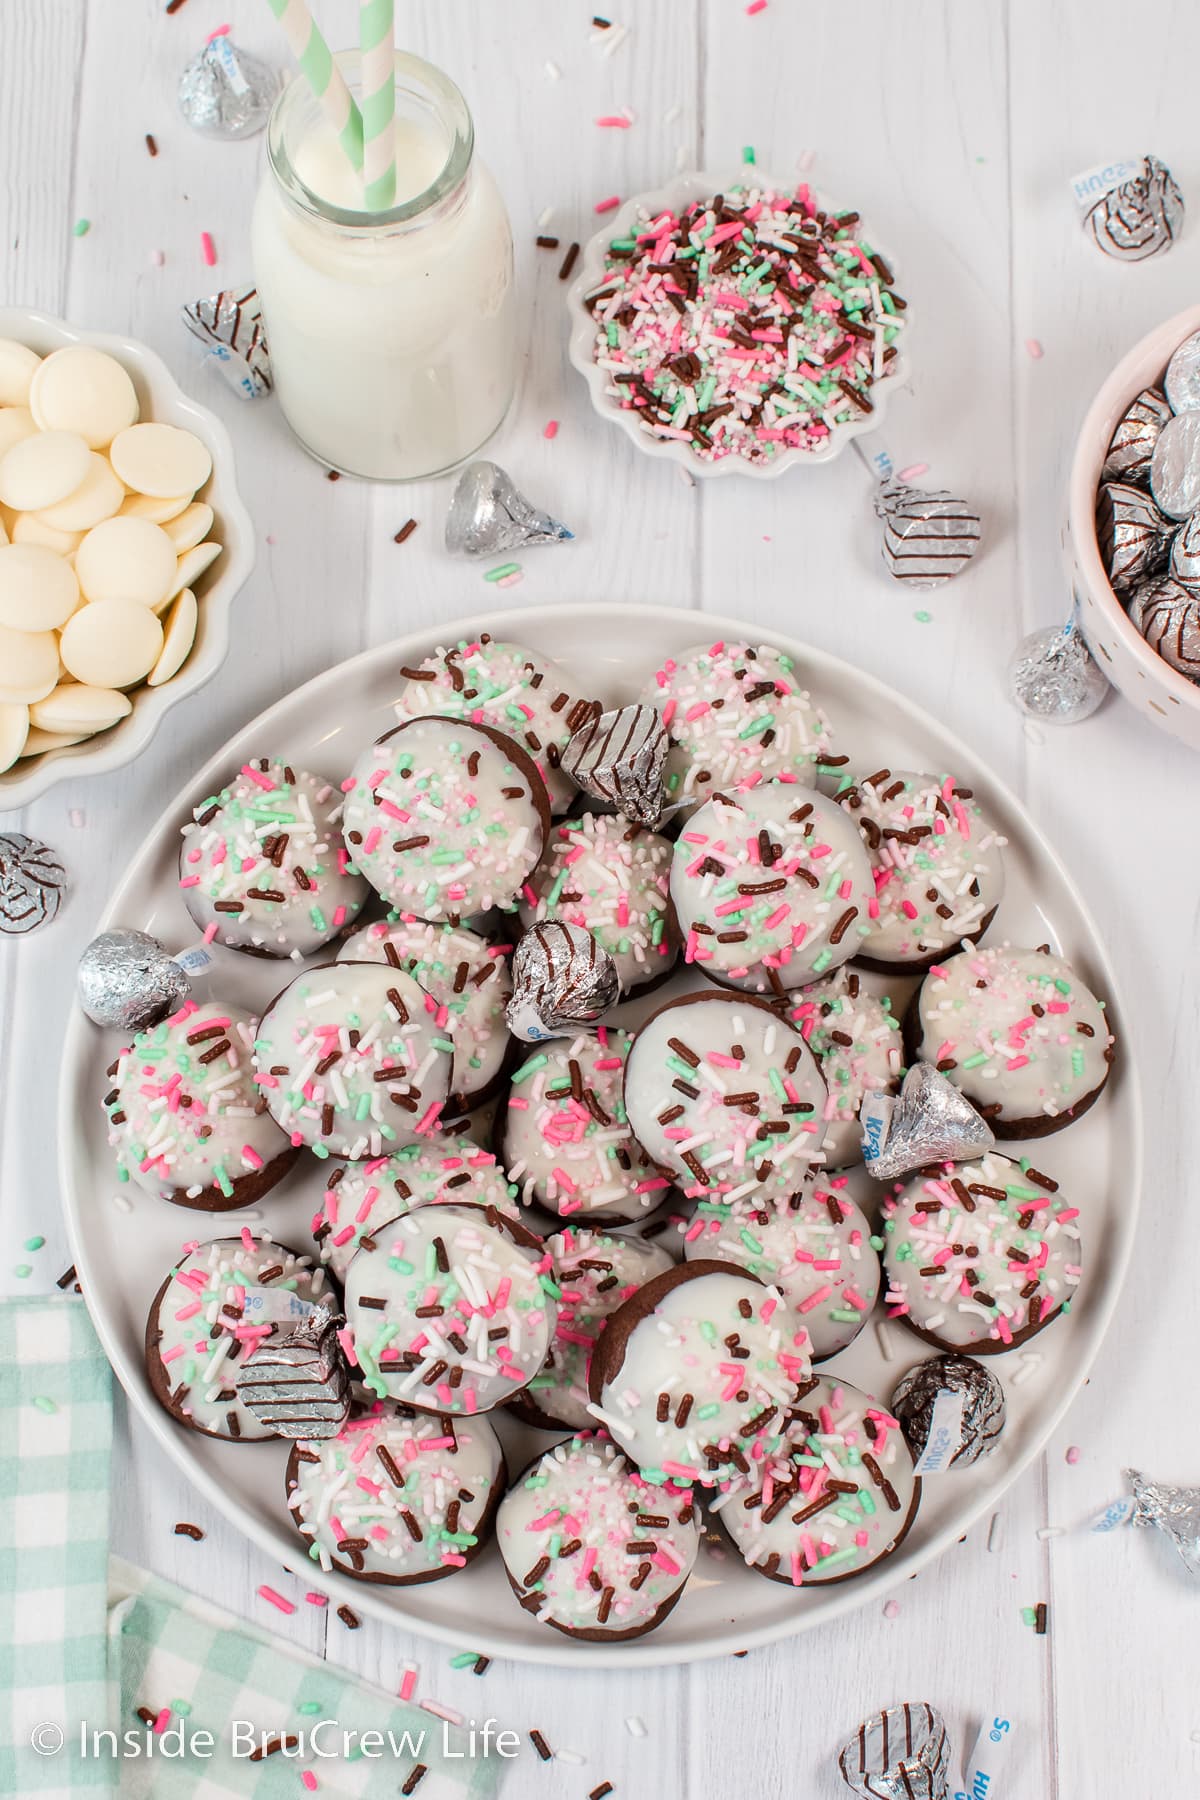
[337,1604,360,1629]
[529,1729,553,1761]
[401,1764,429,1795]
[559,241,581,281]
[173,1521,204,1541]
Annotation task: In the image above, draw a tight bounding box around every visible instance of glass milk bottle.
[252,52,517,480]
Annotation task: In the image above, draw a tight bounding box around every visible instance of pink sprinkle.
[152,1708,171,1735]
[746,0,767,11]
[304,1592,328,1606]
[399,1664,419,1701]
[206,21,232,38]
[883,1598,901,1620]
[595,115,633,128]
[543,419,559,439]
[897,462,928,482]
[1065,1445,1081,1464]
[1025,338,1044,360]
[594,194,621,214]
[257,1584,295,1615]
[149,249,164,267]
[200,230,217,267]
[300,1773,318,1793]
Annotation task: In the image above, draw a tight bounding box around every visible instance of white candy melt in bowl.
[0,308,254,808]
[1069,302,1200,749]
[565,170,909,480]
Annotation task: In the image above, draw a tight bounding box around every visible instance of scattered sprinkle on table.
[145,134,158,157]
[543,419,559,439]
[1034,1601,1049,1635]
[594,194,621,214]
[257,1584,295,1615]
[400,1768,428,1796]
[472,1656,490,1676]
[200,230,217,267]
[300,1773,318,1793]
[883,1598,901,1619]
[326,469,340,481]
[69,808,86,828]
[450,1651,481,1670]
[1025,338,1044,359]
[394,517,419,544]
[558,242,580,281]
[1065,1444,1081,1464]
[32,1396,58,1415]
[420,1701,462,1727]
[56,1264,79,1290]
[172,1699,192,1717]
[336,1604,359,1629]
[742,145,756,163]
[165,0,189,12]
[484,561,520,583]
[73,218,91,238]
[590,1784,614,1800]
[529,1730,553,1762]
[24,1236,45,1252]
[536,235,560,249]
[898,461,929,481]
[13,1265,31,1280]
[987,1513,1004,1553]
[544,60,561,80]
[596,22,628,55]
[914,610,933,624]
[304,1591,327,1606]
[173,1521,204,1541]
[1036,1525,1065,1541]
[596,115,633,129]
[625,1717,647,1738]
[149,249,165,266]
[747,0,767,11]
[399,1662,419,1702]
[555,1748,586,1766]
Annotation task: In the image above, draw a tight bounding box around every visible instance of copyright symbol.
[31,1722,64,1756]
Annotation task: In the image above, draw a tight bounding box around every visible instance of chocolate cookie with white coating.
[518,809,678,993]
[789,968,903,1168]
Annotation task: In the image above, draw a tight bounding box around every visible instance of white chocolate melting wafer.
[0,340,42,407]
[75,515,176,608]
[147,587,197,686]
[35,451,124,532]
[59,598,163,687]
[0,624,60,704]
[0,430,90,511]
[29,346,139,448]
[110,422,211,497]
[29,682,132,734]
[0,543,80,631]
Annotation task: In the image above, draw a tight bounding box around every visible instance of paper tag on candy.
[911,1389,966,1476]
[1068,157,1143,215]
[172,943,216,979]
[239,1286,319,1324]
[954,1715,1017,1800]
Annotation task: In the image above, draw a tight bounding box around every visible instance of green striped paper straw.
[264,0,364,174]
[359,0,396,210]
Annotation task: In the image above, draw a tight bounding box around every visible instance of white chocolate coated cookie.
[179,759,369,959]
[498,1433,699,1638]
[312,1138,518,1281]
[344,1202,555,1414]
[790,968,902,1167]
[624,992,828,1207]
[913,944,1114,1136]
[881,1150,1082,1352]
[838,767,1007,968]
[286,1402,504,1582]
[394,635,597,813]
[642,640,835,814]
[590,1263,812,1488]
[104,999,294,1208]
[338,916,511,1105]
[253,962,453,1159]
[145,1234,329,1440]
[711,1374,919,1585]
[502,1028,669,1223]
[515,1227,674,1429]
[681,1177,880,1359]
[672,785,874,993]
[519,810,677,993]
[343,715,549,922]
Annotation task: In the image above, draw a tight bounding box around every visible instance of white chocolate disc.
[0,543,80,631]
[0,429,91,512]
[162,539,221,607]
[29,346,140,449]
[0,406,37,460]
[110,422,212,497]
[0,623,60,704]
[35,451,124,533]
[0,340,42,407]
[162,501,213,553]
[28,682,132,733]
[120,490,193,523]
[75,515,176,608]
[146,586,198,687]
[0,700,29,770]
[18,724,92,756]
[60,598,163,687]
[10,513,83,556]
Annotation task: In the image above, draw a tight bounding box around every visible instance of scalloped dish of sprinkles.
[584,182,905,465]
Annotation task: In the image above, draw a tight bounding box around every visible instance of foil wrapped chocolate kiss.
[0,833,66,936]
[860,1062,994,1180]
[77,928,192,1032]
[235,1297,350,1440]
[1126,1468,1200,1578]
[178,33,278,140]
[561,702,671,828]
[1086,155,1184,262]
[445,461,574,557]
[1008,619,1108,725]
[183,286,272,399]
[506,920,620,1042]
[891,1354,1006,1472]
[874,480,981,587]
[838,1702,952,1800]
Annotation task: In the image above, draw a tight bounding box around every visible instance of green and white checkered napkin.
[0,1298,502,1800]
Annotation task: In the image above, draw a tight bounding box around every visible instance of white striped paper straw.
[359,0,396,210]
[264,0,364,175]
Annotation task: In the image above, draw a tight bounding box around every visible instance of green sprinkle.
[1021,1606,1038,1627]
[914,610,933,624]
[740,1228,764,1254]
[511,1053,549,1083]
[213,1163,233,1198]
[811,948,833,974]
[32,1396,57,1415]
[13,1264,31,1280]
[694,1402,721,1420]
[809,1546,858,1573]
[24,1236,45,1252]
[171,1700,192,1717]
[355,1093,371,1121]
[484,562,520,583]
[737,714,774,741]
[961,1051,990,1070]
[73,218,91,237]
[539,1275,562,1299]
[296,1701,323,1716]
[450,1652,479,1669]
[742,145,756,164]
[699,1319,718,1344]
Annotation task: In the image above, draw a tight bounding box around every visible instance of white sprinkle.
[626,1716,647,1738]
[69,808,86,827]
[677,465,696,488]
[797,149,816,172]
[663,102,682,124]
[537,205,555,229]
[1036,1525,1065,1541]
[420,1701,463,1726]
[1010,1351,1042,1386]
[111,1191,133,1213]
[555,1747,587,1765]
[544,59,561,80]
[874,1318,895,1362]
[986,1512,1004,1553]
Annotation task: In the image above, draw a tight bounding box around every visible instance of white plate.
[60,602,1140,1668]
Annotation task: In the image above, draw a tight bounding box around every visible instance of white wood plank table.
[2,2,1198,1795]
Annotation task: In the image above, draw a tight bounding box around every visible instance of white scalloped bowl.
[565,170,909,480]
[0,307,255,810]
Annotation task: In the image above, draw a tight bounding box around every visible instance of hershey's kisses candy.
[891,1354,1006,1472]
[234,1297,350,1439]
[178,34,278,139]
[874,481,981,587]
[1095,479,1174,590]
[1171,511,1200,584]
[506,920,619,1042]
[1150,410,1200,519]
[444,461,574,557]
[0,833,65,935]
[561,702,670,827]
[1126,1468,1200,1578]
[77,929,192,1031]
[183,286,272,399]
[1086,155,1184,261]
[1165,331,1200,415]
[1101,386,1171,484]
[860,1062,994,1181]
[1007,621,1108,724]
[1130,576,1200,680]
[837,1702,952,1800]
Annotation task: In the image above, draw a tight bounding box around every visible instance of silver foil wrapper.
[1101,386,1171,484]
[860,1062,995,1180]
[1130,575,1200,680]
[1170,510,1200,584]
[1007,621,1108,724]
[77,929,191,1031]
[1095,479,1174,591]
[506,920,620,1042]
[1127,1468,1200,1577]
[1150,410,1200,519]
[235,1297,350,1439]
[838,1702,952,1800]
[177,34,278,140]
[561,702,670,827]
[1086,155,1184,261]
[874,481,981,587]
[891,1354,1006,1472]
[0,833,65,935]
[1165,331,1200,415]
[183,286,272,399]
[444,461,574,557]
